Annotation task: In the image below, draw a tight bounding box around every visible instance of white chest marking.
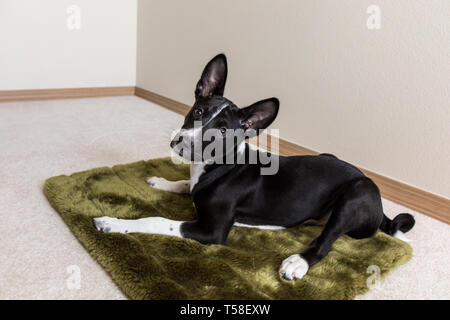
[190,162,207,191]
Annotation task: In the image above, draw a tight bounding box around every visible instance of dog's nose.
[170,139,178,148]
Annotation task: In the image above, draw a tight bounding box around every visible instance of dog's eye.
[194,108,203,116]
[220,127,227,136]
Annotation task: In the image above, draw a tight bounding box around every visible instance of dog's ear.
[195,54,228,99]
[240,98,279,134]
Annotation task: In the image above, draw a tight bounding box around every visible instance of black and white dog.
[94,54,415,280]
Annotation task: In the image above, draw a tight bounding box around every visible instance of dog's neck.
[190,162,208,192]
[189,141,245,193]
[189,142,270,194]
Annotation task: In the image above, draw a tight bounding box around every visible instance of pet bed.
[44,157,412,299]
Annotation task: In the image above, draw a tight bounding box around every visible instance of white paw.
[146,176,167,189]
[279,254,309,280]
[93,216,128,234]
[146,177,190,193]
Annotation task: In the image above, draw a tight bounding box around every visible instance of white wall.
[136,0,450,199]
[0,0,137,90]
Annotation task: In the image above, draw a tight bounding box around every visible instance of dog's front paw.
[94,217,127,234]
[279,254,309,280]
[146,176,190,193]
[146,176,166,189]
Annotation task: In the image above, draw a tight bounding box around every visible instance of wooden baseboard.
[135,86,450,225]
[0,86,135,102]
[135,87,188,115]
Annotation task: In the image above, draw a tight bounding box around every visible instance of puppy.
[94,54,415,280]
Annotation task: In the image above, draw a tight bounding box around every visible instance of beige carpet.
[0,96,448,299]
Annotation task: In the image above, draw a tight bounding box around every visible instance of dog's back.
[223,151,366,227]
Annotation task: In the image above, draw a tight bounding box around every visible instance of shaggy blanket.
[43,157,412,299]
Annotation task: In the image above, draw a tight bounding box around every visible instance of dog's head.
[171,54,279,163]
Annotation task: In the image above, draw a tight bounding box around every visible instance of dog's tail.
[379,213,415,236]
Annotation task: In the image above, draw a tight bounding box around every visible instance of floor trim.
[135,87,188,115]
[0,86,135,102]
[135,86,450,225]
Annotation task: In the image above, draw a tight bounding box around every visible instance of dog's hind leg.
[146,176,190,194]
[279,178,383,280]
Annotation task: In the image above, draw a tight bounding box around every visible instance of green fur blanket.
[43,157,412,299]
